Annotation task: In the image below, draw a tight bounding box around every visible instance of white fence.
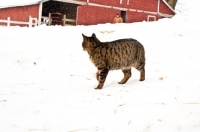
[41,14,76,26]
[0,16,37,27]
[41,16,49,25]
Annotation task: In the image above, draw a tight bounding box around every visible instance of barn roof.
[0,0,41,9]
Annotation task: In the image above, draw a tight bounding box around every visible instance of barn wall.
[128,0,158,12]
[0,4,39,21]
[77,5,119,25]
[126,11,147,23]
[71,0,175,25]
[89,0,159,12]
[85,0,174,16]
[77,4,164,25]
[126,11,161,23]
[0,4,39,26]
[89,0,120,6]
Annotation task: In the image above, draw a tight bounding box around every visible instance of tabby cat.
[82,33,145,89]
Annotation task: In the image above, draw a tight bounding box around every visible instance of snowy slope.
[0,0,200,132]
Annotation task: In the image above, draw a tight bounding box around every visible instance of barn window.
[147,15,156,22]
[120,0,129,5]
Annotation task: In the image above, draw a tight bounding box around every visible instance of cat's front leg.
[95,68,109,89]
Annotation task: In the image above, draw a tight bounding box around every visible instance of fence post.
[7,17,10,27]
[35,18,38,26]
[32,18,38,27]
[48,13,51,26]
[29,16,32,27]
[63,15,66,26]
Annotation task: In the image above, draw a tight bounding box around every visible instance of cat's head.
[82,33,100,51]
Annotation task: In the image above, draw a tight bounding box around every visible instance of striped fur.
[82,33,145,89]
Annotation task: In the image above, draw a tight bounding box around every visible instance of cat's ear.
[82,33,87,40]
[82,33,86,38]
[92,33,96,38]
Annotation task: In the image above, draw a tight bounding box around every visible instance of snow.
[1,0,200,132]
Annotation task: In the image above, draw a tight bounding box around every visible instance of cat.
[82,33,145,89]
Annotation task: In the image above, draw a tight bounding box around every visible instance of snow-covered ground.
[1,1,200,132]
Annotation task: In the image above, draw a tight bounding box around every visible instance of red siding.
[89,0,120,6]
[89,0,159,12]
[126,11,148,23]
[86,0,174,15]
[126,11,161,23]
[77,0,174,25]
[77,5,163,25]
[77,5,119,25]
[0,4,39,26]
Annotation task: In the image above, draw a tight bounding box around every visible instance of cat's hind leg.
[118,69,132,84]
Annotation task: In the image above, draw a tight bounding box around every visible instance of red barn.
[0,0,175,26]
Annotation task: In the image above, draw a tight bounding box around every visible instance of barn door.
[121,11,126,23]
